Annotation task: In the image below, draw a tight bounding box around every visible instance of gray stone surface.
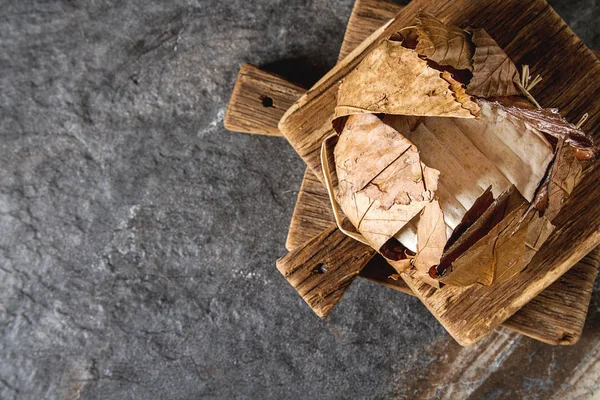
[0,1,598,399]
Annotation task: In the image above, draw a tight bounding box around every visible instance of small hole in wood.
[261,96,273,108]
[313,263,328,274]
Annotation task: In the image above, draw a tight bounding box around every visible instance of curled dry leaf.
[490,97,598,160]
[440,203,554,287]
[467,28,521,97]
[334,113,440,251]
[334,40,480,120]
[445,186,494,250]
[414,12,474,71]
[441,71,481,116]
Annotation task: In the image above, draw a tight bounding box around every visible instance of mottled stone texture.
[0,1,598,399]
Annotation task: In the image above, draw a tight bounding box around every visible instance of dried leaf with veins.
[495,212,554,283]
[413,200,447,275]
[414,12,474,70]
[334,113,440,251]
[467,28,520,97]
[384,99,554,231]
[334,40,480,120]
[434,187,519,280]
[544,143,583,221]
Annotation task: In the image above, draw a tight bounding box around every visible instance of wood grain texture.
[224,64,304,136]
[222,0,600,344]
[276,221,376,318]
[287,0,600,345]
[288,167,600,344]
[278,0,600,345]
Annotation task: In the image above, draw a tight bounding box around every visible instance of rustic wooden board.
[285,0,600,345]
[277,0,600,345]
[289,167,600,344]
[276,220,376,317]
[224,64,305,136]
[222,66,600,344]
[224,0,600,344]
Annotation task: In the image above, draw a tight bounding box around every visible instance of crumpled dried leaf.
[334,113,440,251]
[495,212,554,283]
[334,114,416,208]
[413,200,447,273]
[445,186,494,250]
[441,203,554,287]
[334,40,480,120]
[384,99,554,227]
[414,12,474,71]
[490,97,598,160]
[467,28,520,97]
[541,142,583,221]
[441,71,481,116]
[434,186,519,280]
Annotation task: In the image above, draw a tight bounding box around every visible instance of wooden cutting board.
[224,0,600,345]
[284,0,600,345]
[277,0,600,346]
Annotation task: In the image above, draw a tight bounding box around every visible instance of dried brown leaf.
[414,12,474,71]
[334,40,478,120]
[413,200,447,273]
[467,28,520,97]
[435,186,519,280]
[441,202,554,287]
[334,114,440,251]
[545,143,583,221]
[445,186,494,250]
[495,212,554,283]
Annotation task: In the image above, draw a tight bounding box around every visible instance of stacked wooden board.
[225,0,600,346]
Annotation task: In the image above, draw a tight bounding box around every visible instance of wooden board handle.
[276,221,376,317]
[224,64,305,136]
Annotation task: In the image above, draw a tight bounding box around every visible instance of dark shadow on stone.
[260,58,331,89]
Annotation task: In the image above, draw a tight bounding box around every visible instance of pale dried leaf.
[450,100,554,201]
[413,200,447,273]
[358,145,427,209]
[335,114,440,251]
[467,28,520,97]
[334,40,478,120]
[388,259,412,274]
[334,113,415,205]
[414,12,474,70]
